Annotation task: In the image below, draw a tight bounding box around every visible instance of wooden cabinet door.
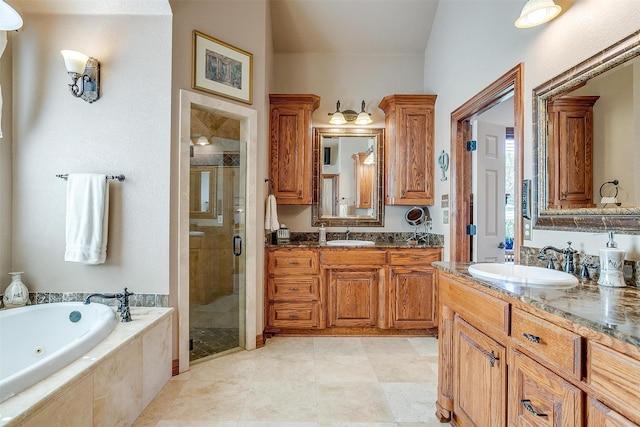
[389,267,436,329]
[379,94,436,206]
[547,96,599,209]
[352,152,374,209]
[587,397,636,426]
[328,269,379,327]
[509,349,583,427]
[453,316,507,427]
[269,94,320,205]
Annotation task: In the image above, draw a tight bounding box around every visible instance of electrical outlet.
[443,209,449,224]
[523,218,532,240]
[217,215,223,224]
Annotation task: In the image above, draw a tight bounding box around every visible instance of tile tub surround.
[0,307,173,426]
[269,231,445,247]
[520,245,640,287]
[433,261,640,348]
[0,292,169,309]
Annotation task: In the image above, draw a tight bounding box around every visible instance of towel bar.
[56,174,125,182]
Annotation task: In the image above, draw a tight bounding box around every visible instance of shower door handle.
[233,234,242,256]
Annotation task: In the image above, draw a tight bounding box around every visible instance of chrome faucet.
[538,242,577,274]
[84,287,134,322]
[345,228,351,240]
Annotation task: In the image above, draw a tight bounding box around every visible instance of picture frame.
[192,30,253,104]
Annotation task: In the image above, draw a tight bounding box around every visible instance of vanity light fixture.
[0,0,22,31]
[61,50,100,103]
[196,135,211,146]
[515,0,561,28]
[329,100,372,125]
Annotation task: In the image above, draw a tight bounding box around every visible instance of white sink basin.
[468,263,579,288]
[326,240,376,247]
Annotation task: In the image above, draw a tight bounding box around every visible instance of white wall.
[11,13,172,293]
[273,52,430,233]
[0,33,14,280]
[424,0,640,260]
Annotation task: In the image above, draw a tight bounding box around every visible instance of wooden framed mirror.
[533,30,640,233]
[311,128,385,227]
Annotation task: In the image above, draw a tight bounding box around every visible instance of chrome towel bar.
[56,174,126,182]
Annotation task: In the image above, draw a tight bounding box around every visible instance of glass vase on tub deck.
[3,272,30,308]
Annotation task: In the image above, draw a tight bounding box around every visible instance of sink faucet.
[539,242,577,274]
[84,287,134,322]
[345,228,350,240]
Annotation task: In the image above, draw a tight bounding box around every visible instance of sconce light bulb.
[61,50,89,74]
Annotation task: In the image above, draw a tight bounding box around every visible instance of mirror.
[190,166,217,218]
[311,128,385,227]
[534,30,640,232]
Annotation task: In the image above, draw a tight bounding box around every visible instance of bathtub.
[0,302,118,403]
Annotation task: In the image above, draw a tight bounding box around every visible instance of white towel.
[264,194,279,232]
[64,173,109,265]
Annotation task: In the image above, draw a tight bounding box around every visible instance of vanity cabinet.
[547,96,599,209]
[379,94,436,206]
[269,94,320,205]
[437,269,640,426]
[352,152,374,209]
[265,246,441,335]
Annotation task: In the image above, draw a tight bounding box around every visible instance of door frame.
[178,89,258,373]
[450,64,524,262]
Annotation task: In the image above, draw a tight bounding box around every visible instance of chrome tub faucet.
[84,287,134,322]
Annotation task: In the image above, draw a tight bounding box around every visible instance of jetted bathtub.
[0,302,117,402]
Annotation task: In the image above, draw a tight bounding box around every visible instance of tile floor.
[134,336,448,426]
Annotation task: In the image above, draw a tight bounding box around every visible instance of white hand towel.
[64,173,109,265]
[264,194,280,232]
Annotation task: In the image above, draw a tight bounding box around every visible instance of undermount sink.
[326,240,376,247]
[468,263,579,288]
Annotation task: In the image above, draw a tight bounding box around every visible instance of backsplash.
[286,231,444,246]
[520,246,639,287]
[0,292,169,310]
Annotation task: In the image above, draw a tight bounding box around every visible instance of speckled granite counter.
[434,261,640,348]
[266,231,444,248]
[267,241,443,249]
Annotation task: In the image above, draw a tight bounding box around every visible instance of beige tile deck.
[134,336,448,426]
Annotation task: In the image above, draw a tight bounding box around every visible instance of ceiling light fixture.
[515,0,561,28]
[0,0,23,31]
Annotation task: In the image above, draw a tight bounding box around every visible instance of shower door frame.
[177,89,258,373]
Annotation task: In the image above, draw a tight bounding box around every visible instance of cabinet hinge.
[466,140,477,151]
[466,224,477,235]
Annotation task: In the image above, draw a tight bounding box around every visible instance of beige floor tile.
[368,354,438,383]
[260,336,316,355]
[241,381,318,422]
[253,352,316,382]
[314,337,366,356]
[381,382,438,423]
[407,337,440,356]
[315,355,377,383]
[360,337,420,355]
[317,382,395,423]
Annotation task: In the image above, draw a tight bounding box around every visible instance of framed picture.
[192,30,253,104]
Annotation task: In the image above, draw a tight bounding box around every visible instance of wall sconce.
[195,135,211,145]
[328,100,372,125]
[0,0,23,30]
[61,50,100,103]
[515,0,561,28]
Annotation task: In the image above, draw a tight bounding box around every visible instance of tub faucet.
[538,242,577,274]
[84,287,134,322]
[345,228,351,240]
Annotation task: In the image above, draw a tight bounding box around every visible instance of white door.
[472,120,506,262]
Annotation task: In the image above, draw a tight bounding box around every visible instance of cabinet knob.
[523,333,541,343]
[521,400,548,417]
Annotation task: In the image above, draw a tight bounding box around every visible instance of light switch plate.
[443,209,449,224]
[523,218,532,240]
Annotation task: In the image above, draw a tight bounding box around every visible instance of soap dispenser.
[597,232,626,287]
[3,272,31,308]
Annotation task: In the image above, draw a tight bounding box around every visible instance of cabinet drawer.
[511,308,582,378]
[388,249,441,266]
[268,276,319,301]
[508,349,583,426]
[321,250,386,266]
[268,302,319,328]
[587,397,636,426]
[587,341,640,424]
[268,250,318,275]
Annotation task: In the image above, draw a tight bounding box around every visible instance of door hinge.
[466,224,477,235]
[466,140,477,151]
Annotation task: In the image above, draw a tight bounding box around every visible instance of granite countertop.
[266,232,444,249]
[434,261,640,348]
[267,241,443,249]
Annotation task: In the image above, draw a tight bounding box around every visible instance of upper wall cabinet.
[547,96,599,209]
[379,94,437,206]
[269,94,321,205]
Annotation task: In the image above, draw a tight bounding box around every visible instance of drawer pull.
[411,257,421,261]
[488,350,499,367]
[521,400,548,417]
[523,333,541,343]
[288,314,299,319]
[289,260,299,265]
[288,287,299,291]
